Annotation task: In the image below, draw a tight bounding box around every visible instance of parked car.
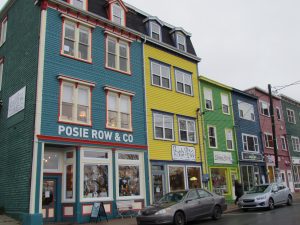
[136,189,227,225]
[238,183,293,211]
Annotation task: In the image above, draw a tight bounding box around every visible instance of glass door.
[153,174,164,203]
[42,179,57,222]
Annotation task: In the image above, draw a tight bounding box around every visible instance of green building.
[281,95,300,191]
[199,76,239,201]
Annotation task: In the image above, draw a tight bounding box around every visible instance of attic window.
[69,0,87,10]
[150,22,161,41]
[176,33,186,51]
[112,3,124,26]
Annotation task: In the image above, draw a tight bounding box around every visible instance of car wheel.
[268,198,274,210]
[174,211,185,225]
[287,195,293,206]
[212,206,222,220]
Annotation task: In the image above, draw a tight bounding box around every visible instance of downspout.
[30,0,47,214]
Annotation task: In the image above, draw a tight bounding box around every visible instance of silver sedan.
[238,183,293,211]
[136,189,227,225]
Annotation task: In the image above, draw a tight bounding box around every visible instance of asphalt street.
[189,203,300,225]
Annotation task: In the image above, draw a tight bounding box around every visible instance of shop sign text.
[214,151,233,164]
[58,125,133,143]
[242,152,264,161]
[292,157,300,165]
[172,145,196,161]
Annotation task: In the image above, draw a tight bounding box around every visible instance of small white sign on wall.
[7,86,26,118]
[172,145,196,161]
[214,151,233,164]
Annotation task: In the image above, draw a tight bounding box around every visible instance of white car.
[238,183,293,211]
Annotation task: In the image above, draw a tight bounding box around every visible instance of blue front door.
[42,177,59,222]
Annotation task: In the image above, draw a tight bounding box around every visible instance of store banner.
[172,145,196,161]
[214,151,232,164]
[242,152,264,161]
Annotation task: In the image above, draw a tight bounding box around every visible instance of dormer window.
[69,0,87,10]
[111,3,126,26]
[176,33,186,51]
[150,22,161,41]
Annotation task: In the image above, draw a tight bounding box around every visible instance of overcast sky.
[1,0,299,100]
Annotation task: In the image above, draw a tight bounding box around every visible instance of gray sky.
[1,0,299,100]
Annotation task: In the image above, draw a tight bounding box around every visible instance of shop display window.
[169,166,185,191]
[293,165,300,188]
[43,152,60,171]
[83,165,109,198]
[66,165,73,199]
[119,165,140,196]
[187,167,201,189]
[211,168,228,195]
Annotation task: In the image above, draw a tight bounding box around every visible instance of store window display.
[211,168,228,195]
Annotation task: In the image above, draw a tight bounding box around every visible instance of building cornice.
[199,76,232,91]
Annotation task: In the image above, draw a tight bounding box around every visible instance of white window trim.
[167,165,187,192]
[80,148,113,202]
[276,107,282,120]
[0,59,3,92]
[176,32,186,52]
[264,132,274,149]
[291,136,300,152]
[287,108,296,124]
[0,17,7,46]
[204,87,214,111]
[61,19,92,62]
[106,35,130,73]
[178,117,197,144]
[153,112,174,141]
[280,136,287,151]
[106,90,132,131]
[260,100,270,117]
[69,0,87,10]
[208,125,218,148]
[43,150,64,173]
[111,3,125,26]
[116,151,145,200]
[221,93,230,115]
[150,60,171,90]
[242,133,259,152]
[150,21,161,41]
[59,78,92,126]
[225,129,234,150]
[62,149,76,203]
[175,69,193,96]
[238,100,255,121]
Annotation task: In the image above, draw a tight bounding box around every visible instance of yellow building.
[143,41,204,203]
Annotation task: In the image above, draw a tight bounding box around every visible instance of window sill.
[153,137,175,142]
[58,120,92,127]
[61,52,92,64]
[179,140,197,145]
[151,83,172,91]
[105,66,131,76]
[175,90,194,97]
[106,126,133,133]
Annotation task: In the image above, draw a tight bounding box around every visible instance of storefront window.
[211,168,228,195]
[293,165,300,188]
[119,166,140,196]
[83,165,109,198]
[66,165,73,199]
[187,167,201,189]
[169,166,185,191]
[43,152,60,171]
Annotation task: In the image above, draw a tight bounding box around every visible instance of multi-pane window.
[287,109,296,124]
[0,17,7,46]
[175,69,193,95]
[176,33,186,51]
[238,101,255,121]
[204,88,213,110]
[281,136,287,150]
[276,107,282,120]
[59,79,92,125]
[0,59,3,91]
[260,101,270,116]
[225,129,234,150]
[178,118,196,143]
[62,20,91,62]
[151,61,171,89]
[208,126,217,148]
[153,113,174,140]
[107,36,130,73]
[70,0,86,10]
[112,3,124,25]
[221,93,230,114]
[107,91,132,131]
[242,134,259,152]
[291,136,300,152]
[150,22,161,41]
[264,133,274,148]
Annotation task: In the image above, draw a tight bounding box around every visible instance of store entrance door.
[42,178,58,222]
[231,171,238,200]
[287,170,294,192]
[152,174,165,203]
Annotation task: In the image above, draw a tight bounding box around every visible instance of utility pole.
[268,84,280,183]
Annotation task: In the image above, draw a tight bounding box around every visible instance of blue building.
[232,89,266,191]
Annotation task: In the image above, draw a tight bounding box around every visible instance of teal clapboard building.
[0,0,149,224]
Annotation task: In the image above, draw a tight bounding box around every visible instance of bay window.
[62,19,92,62]
[178,117,196,143]
[153,112,174,140]
[175,69,193,95]
[106,89,132,131]
[106,36,130,73]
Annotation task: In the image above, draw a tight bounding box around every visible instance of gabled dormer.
[170,28,191,52]
[143,16,163,41]
[67,0,88,11]
[107,0,128,26]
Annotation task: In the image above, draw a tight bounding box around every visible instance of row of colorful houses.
[0,0,299,224]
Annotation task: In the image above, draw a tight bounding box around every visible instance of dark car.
[136,189,227,225]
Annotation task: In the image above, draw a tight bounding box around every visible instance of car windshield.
[158,191,188,203]
[248,185,271,193]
